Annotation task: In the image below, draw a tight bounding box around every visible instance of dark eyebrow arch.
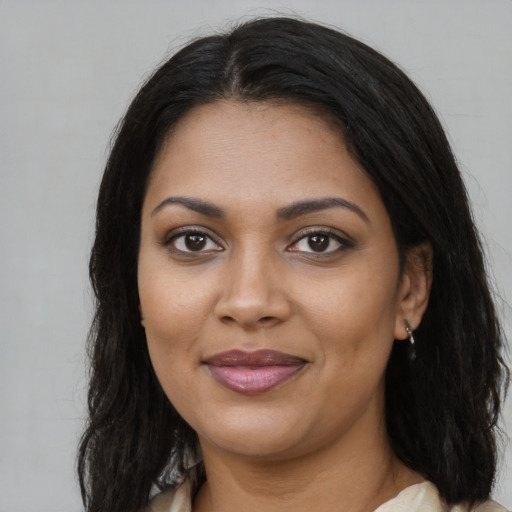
[277,197,369,223]
[151,196,225,218]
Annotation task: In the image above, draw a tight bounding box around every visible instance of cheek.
[140,280,207,407]
[295,260,399,395]
[138,258,214,373]
[298,262,399,345]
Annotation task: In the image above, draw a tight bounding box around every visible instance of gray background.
[0,1,511,510]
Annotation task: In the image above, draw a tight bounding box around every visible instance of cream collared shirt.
[147,480,508,512]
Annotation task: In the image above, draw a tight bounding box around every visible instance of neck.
[193,411,423,512]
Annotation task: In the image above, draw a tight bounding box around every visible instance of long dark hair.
[78,17,509,512]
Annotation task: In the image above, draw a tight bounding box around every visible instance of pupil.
[308,235,329,252]
[185,234,206,251]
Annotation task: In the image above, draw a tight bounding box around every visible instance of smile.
[204,350,307,395]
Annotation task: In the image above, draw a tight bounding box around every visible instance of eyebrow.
[277,197,369,223]
[151,195,369,223]
[151,196,225,218]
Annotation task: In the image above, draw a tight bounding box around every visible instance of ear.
[394,241,433,340]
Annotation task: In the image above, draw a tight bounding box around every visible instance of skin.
[138,101,432,512]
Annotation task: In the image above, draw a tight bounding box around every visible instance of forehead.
[144,100,385,221]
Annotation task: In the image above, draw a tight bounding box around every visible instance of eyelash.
[163,227,354,257]
[163,227,223,255]
[287,228,354,256]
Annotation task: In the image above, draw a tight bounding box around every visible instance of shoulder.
[375,482,508,512]
[145,480,193,512]
[451,500,508,512]
[466,501,508,512]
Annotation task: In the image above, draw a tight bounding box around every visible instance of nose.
[214,246,292,329]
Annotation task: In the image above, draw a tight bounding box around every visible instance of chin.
[193,406,312,459]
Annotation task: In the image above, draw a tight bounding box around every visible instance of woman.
[78,17,509,512]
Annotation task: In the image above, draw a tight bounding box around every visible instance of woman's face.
[138,101,417,460]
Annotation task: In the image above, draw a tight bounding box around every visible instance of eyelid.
[160,225,354,256]
[286,227,355,254]
[162,226,224,253]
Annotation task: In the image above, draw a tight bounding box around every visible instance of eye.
[165,229,222,254]
[288,230,353,255]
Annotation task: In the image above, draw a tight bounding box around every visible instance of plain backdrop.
[0,1,511,511]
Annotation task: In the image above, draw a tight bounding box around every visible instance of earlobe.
[394,241,433,340]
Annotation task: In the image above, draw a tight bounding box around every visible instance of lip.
[204,350,307,395]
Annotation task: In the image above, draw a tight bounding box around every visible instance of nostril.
[260,316,275,323]
[219,315,277,327]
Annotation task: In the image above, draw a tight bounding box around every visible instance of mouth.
[204,349,307,395]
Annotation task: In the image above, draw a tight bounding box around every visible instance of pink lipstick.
[205,350,307,395]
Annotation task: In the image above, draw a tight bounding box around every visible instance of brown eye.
[308,234,329,252]
[168,230,222,254]
[288,230,353,255]
[184,234,206,251]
